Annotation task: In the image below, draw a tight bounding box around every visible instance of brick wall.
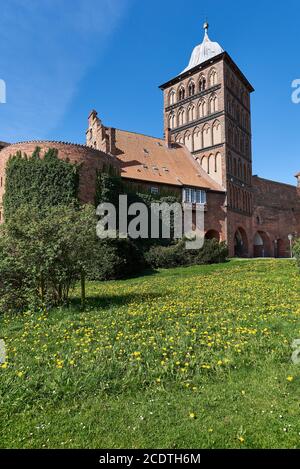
[252,176,300,257]
[0,141,120,222]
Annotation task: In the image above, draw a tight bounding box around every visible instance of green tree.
[0,204,98,312]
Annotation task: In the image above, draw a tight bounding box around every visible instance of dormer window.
[183,188,207,204]
[151,186,159,195]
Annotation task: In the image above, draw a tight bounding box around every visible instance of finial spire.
[203,21,209,32]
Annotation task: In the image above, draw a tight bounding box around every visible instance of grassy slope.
[1,259,300,449]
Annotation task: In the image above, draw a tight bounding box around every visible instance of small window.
[151,187,159,195]
[183,188,207,204]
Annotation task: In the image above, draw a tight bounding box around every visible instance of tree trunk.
[40,275,45,303]
[58,284,63,304]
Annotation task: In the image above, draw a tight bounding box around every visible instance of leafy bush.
[0,203,149,313]
[195,239,229,265]
[86,238,146,281]
[0,204,98,313]
[0,230,36,313]
[145,239,228,269]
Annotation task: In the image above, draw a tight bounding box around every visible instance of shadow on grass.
[68,290,167,312]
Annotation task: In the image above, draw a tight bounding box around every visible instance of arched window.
[245,114,249,130]
[238,159,242,179]
[245,138,250,156]
[234,128,238,148]
[193,127,202,151]
[209,69,217,87]
[214,153,218,172]
[199,75,206,92]
[177,108,186,127]
[202,124,212,148]
[184,132,193,152]
[212,120,221,145]
[176,134,184,144]
[228,152,232,174]
[178,86,185,101]
[169,89,176,105]
[169,112,176,129]
[187,104,195,122]
[233,158,237,177]
[207,154,214,174]
[198,99,206,118]
[228,124,233,145]
[188,81,195,96]
[201,155,208,174]
[209,94,218,114]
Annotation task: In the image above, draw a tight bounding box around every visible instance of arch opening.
[205,230,220,242]
[253,231,271,258]
[234,227,248,257]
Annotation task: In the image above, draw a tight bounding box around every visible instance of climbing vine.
[3,147,80,219]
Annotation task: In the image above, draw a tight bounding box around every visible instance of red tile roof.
[115,129,223,192]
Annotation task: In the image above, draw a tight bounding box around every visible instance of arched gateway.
[234,228,248,257]
[253,231,272,257]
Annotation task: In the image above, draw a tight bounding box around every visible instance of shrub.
[195,239,228,265]
[0,204,99,313]
[87,238,146,281]
[145,239,228,269]
[0,230,36,313]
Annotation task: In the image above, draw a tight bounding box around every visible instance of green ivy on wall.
[3,147,80,219]
[95,171,180,207]
[95,171,181,246]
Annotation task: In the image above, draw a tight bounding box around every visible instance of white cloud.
[0,0,130,141]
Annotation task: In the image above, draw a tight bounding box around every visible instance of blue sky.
[0,0,299,185]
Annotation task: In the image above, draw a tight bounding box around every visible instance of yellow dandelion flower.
[287,376,294,382]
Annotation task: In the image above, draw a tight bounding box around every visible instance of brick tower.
[160,22,255,256]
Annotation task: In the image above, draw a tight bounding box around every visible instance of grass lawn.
[1,259,300,449]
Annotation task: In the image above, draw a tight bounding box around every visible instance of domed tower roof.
[181,22,224,74]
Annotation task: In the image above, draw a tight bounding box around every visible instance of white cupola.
[181,22,224,74]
